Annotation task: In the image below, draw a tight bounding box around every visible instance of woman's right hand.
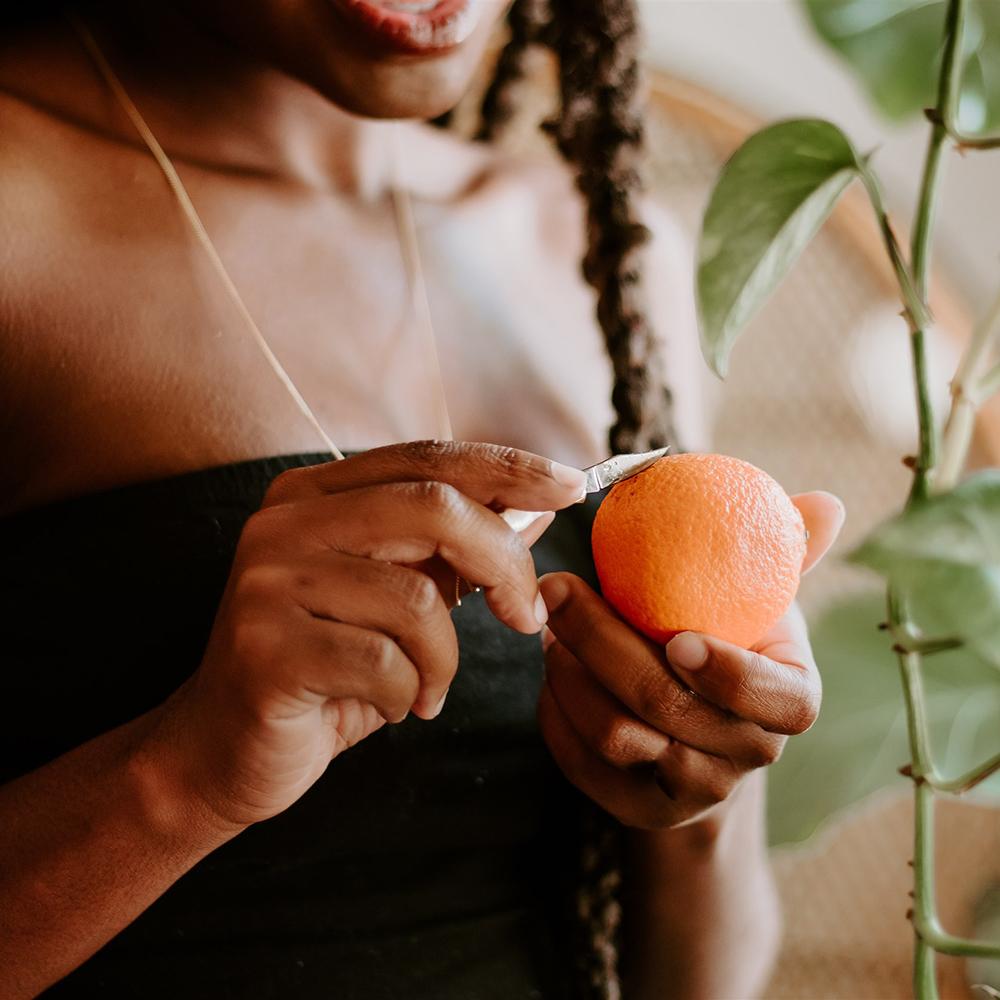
[144,441,588,832]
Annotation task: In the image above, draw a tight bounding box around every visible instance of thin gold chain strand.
[69,12,345,461]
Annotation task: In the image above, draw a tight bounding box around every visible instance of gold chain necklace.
[69,12,456,460]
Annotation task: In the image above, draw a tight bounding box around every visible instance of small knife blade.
[500,447,671,533]
[582,447,672,494]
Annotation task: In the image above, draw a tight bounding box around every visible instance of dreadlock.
[479,0,676,456]
[546,0,676,455]
[474,0,549,141]
[477,2,678,997]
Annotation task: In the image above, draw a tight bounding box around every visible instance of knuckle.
[263,467,309,506]
[488,445,538,481]
[401,439,459,473]
[239,506,287,549]
[232,563,287,605]
[592,719,635,767]
[639,681,698,729]
[362,633,400,683]
[400,572,441,618]
[412,479,463,518]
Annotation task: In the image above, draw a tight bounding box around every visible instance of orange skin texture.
[592,454,807,649]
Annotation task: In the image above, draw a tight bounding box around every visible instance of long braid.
[544,0,676,455]
[478,3,677,997]
[475,0,550,141]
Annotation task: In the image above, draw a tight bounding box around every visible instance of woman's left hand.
[537,491,845,830]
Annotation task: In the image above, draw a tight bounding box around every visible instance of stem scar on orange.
[591,453,806,648]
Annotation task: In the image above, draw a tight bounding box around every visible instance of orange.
[592,453,806,648]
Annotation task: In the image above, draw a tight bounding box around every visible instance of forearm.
[0,699,237,999]
[621,771,781,1000]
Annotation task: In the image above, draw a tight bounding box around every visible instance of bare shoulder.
[0,91,90,282]
[0,28,129,301]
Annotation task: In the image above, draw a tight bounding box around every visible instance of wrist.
[622,772,781,999]
[124,691,247,855]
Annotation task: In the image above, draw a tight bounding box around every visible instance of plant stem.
[895,626,935,781]
[916,921,1000,959]
[954,134,1000,150]
[891,598,939,998]
[936,395,976,492]
[912,0,966,297]
[856,165,935,499]
[903,0,968,502]
[889,594,1000,992]
[912,782,940,999]
[976,362,1000,394]
[893,4,972,991]
[929,92,1000,150]
[978,359,1000,400]
[892,636,963,656]
[936,284,1000,491]
[928,751,1000,794]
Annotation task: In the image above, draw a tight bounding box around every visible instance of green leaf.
[851,471,1000,567]
[696,119,861,378]
[850,473,1000,665]
[768,593,1000,846]
[802,0,1000,134]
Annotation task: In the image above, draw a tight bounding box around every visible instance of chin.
[245,0,509,120]
[314,36,496,120]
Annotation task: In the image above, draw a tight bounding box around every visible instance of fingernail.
[540,624,555,653]
[819,490,846,513]
[549,460,588,494]
[534,591,549,627]
[430,690,448,719]
[667,633,709,671]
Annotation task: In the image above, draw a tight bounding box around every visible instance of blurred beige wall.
[639,0,1000,313]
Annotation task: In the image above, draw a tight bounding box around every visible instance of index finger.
[263,440,588,512]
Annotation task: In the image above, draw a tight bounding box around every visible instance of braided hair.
[481,0,677,457]
[476,2,677,997]
[474,0,550,141]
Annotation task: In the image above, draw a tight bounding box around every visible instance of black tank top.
[0,454,603,999]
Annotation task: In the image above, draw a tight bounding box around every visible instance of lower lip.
[329,0,480,55]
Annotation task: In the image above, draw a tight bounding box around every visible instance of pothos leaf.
[803,0,1000,134]
[696,119,862,378]
[850,472,1000,667]
[768,593,1000,846]
[851,472,1000,567]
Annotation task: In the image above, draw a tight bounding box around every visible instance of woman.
[0,2,843,998]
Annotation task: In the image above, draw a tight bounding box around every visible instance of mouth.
[328,0,482,55]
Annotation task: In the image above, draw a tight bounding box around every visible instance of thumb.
[665,629,820,736]
[792,491,846,574]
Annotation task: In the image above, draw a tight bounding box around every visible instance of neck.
[74,1,397,196]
